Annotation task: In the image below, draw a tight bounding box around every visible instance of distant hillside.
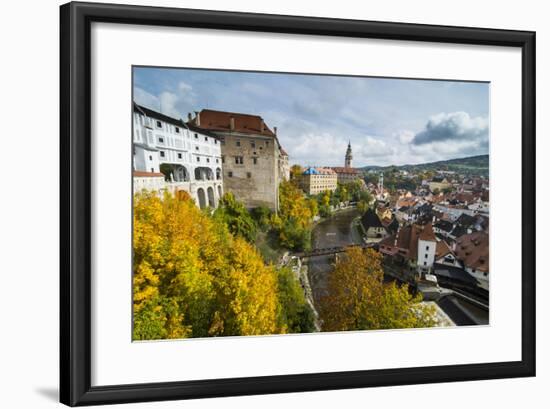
[361,154,489,176]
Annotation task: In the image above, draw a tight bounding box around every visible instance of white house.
[132,103,224,209]
[417,223,437,274]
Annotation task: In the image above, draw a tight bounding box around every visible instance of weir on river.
[307,208,362,306]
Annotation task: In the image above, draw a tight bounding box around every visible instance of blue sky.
[133,67,489,167]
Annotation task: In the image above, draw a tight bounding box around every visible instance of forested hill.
[361,154,489,176]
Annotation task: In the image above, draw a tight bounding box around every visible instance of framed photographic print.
[60,1,536,406]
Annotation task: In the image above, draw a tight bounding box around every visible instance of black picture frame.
[60,1,536,406]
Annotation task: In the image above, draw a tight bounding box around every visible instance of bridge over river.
[303,208,489,326]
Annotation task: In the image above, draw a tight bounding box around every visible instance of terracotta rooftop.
[330,167,360,175]
[379,224,421,260]
[191,109,276,137]
[419,223,437,242]
[133,171,165,178]
[455,231,489,272]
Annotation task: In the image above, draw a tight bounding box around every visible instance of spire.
[345,141,353,168]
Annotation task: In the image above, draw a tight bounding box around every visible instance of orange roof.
[455,231,489,272]
[418,223,437,241]
[331,167,360,175]
[133,171,164,177]
[193,109,276,137]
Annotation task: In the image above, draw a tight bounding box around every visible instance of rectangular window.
[204,136,208,141]
[216,158,219,163]
[247,172,252,179]
[194,133,198,139]
[228,171,233,177]
[206,158,210,163]
[425,254,428,259]
[156,120,162,128]
[160,151,165,158]
[424,261,427,266]
[235,156,244,165]
[177,153,182,159]
[236,140,241,147]
[148,155,152,161]
[196,157,200,162]
[151,168,154,173]
[158,137,164,143]
[175,127,180,133]
[195,146,199,151]
[426,246,429,251]
[253,157,258,165]
[221,156,225,164]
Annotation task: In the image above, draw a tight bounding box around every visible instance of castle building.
[188,109,287,210]
[132,103,223,209]
[298,167,338,195]
[331,142,361,183]
[345,141,353,168]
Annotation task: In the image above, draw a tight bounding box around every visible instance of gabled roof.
[133,103,185,128]
[418,223,437,242]
[330,167,360,175]
[455,231,489,272]
[303,167,319,175]
[192,109,276,137]
[361,208,384,230]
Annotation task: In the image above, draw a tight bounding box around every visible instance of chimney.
[230,117,235,131]
[273,126,277,135]
[187,112,192,122]
[194,111,201,126]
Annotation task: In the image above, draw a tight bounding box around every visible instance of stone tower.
[345,141,353,168]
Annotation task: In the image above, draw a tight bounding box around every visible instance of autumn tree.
[289,164,304,184]
[319,247,437,331]
[276,180,317,250]
[133,191,281,340]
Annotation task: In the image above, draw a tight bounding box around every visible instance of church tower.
[345,141,353,168]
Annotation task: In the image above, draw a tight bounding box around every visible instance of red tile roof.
[330,167,360,175]
[455,231,489,272]
[418,223,437,241]
[133,171,164,177]
[193,109,276,137]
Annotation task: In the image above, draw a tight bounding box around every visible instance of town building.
[360,208,389,243]
[345,141,353,168]
[330,167,361,184]
[132,103,224,209]
[429,176,452,192]
[454,231,489,290]
[188,109,286,210]
[417,223,437,274]
[279,148,290,181]
[298,167,338,195]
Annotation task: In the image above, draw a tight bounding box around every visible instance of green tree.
[133,191,281,340]
[276,267,316,333]
[214,192,257,242]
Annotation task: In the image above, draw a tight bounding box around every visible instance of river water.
[307,208,489,326]
[308,208,361,306]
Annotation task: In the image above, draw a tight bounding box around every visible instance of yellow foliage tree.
[133,191,282,340]
[319,247,437,331]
